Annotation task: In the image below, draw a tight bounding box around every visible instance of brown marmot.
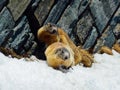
[37,23,94,67]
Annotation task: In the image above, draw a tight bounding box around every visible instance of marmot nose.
[61,65,67,69]
[64,56,68,60]
[59,65,69,70]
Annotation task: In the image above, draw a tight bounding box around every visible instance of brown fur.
[37,23,93,67]
[99,46,113,55]
[78,46,94,67]
[98,43,120,55]
[45,42,74,69]
[113,43,120,53]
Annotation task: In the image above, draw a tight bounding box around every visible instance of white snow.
[0,50,120,90]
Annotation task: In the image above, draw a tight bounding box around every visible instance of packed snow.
[0,50,120,90]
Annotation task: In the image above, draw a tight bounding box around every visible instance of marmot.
[45,42,74,69]
[37,23,94,67]
[113,43,120,53]
[98,43,120,55]
[99,46,113,55]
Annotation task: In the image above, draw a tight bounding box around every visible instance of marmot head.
[55,47,70,60]
[45,42,74,71]
[37,23,60,45]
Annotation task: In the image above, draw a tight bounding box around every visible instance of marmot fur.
[37,23,94,67]
[45,42,74,69]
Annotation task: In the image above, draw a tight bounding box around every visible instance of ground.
[0,50,120,90]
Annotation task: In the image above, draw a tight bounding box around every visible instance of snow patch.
[0,50,120,90]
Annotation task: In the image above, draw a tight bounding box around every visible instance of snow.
[0,50,120,90]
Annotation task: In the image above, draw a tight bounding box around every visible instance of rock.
[34,0,54,26]
[74,10,94,44]
[69,33,77,45]
[11,33,29,53]
[0,29,14,46]
[83,27,98,50]
[44,0,70,24]
[90,0,120,34]
[0,0,8,11]
[0,7,15,33]
[23,33,35,51]
[57,0,90,34]
[93,26,116,53]
[7,0,31,21]
[110,7,120,39]
[9,16,31,52]
[18,41,37,55]
[26,41,37,55]
[113,24,120,39]
[31,0,41,10]
[12,16,31,40]
[34,43,46,60]
[0,0,119,57]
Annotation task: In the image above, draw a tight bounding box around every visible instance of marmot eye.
[61,50,64,54]
[47,29,57,34]
[52,29,57,34]
[49,29,57,34]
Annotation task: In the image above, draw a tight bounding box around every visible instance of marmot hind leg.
[77,46,94,67]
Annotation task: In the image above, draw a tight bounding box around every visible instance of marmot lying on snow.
[37,23,94,69]
[45,42,74,69]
